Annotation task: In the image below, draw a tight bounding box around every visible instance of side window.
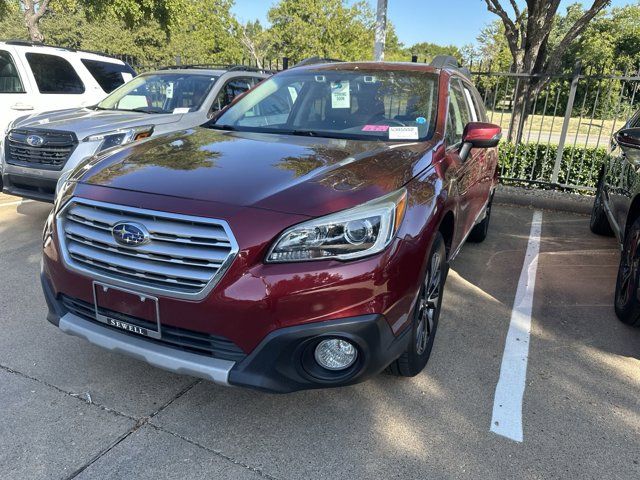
[212,77,253,111]
[446,79,471,147]
[25,53,85,94]
[81,59,135,93]
[0,50,25,93]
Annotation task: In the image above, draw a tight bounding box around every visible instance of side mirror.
[459,122,502,161]
[615,127,640,149]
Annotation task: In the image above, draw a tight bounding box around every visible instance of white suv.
[0,40,135,140]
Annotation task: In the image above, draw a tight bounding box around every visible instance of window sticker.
[173,107,190,114]
[389,126,419,140]
[331,80,350,109]
[415,116,427,125]
[165,82,174,99]
[362,125,390,132]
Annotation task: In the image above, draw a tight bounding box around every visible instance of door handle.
[10,103,34,111]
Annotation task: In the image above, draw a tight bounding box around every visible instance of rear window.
[0,50,25,93]
[25,52,85,94]
[81,59,136,93]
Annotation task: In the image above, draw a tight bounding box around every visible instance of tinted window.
[212,77,255,111]
[0,50,25,93]
[81,59,135,93]
[26,53,85,94]
[446,79,471,146]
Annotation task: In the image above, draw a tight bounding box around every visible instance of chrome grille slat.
[67,204,230,244]
[64,222,229,265]
[58,199,238,299]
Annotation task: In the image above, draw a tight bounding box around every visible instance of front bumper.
[42,272,410,393]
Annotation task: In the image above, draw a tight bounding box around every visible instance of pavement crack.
[148,423,279,479]
[0,363,136,421]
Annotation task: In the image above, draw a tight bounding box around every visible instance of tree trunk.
[25,14,44,42]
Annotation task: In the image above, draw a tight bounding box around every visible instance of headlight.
[84,125,153,153]
[266,188,407,263]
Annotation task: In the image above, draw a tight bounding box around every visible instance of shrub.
[498,142,609,191]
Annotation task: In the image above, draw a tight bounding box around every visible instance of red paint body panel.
[43,64,499,358]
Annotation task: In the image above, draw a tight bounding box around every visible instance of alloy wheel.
[416,250,442,355]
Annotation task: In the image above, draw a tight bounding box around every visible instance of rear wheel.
[614,217,640,327]
[590,174,614,236]
[389,233,447,376]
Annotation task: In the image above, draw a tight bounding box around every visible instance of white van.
[0,40,136,137]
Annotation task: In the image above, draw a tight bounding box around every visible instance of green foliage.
[408,42,462,63]
[266,0,374,61]
[499,142,609,190]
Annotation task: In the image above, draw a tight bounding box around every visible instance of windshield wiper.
[207,124,237,131]
[129,107,168,114]
[289,130,316,137]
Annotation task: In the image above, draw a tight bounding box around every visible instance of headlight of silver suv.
[266,189,407,263]
[84,125,153,153]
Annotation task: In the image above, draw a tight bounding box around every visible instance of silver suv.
[1,65,269,202]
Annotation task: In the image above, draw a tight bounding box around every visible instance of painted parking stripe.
[490,209,543,442]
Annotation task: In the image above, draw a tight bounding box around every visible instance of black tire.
[590,174,614,236]
[614,217,640,327]
[388,232,447,376]
[468,192,494,243]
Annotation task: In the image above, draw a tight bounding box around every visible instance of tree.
[408,42,462,64]
[483,0,611,141]
[267,0,374,61]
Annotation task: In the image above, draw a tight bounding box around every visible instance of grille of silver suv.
[57,198,239,299]
[6,129,77,170]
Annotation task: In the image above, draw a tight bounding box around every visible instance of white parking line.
[0,199,34,208]
[490,209,543,442]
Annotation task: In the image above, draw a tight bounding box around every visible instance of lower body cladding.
[41,273,411,393]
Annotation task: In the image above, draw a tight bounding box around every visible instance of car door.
[19,50,92,113]
[445,78,479,243]
[613,112,640,238]
[0,48,32,136]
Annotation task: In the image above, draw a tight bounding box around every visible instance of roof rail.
[158,64,274,73]
[293,56,344,68]
[429,55,471,78]
[2,39,122,61]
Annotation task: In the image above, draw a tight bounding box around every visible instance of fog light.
[314,339,357,371]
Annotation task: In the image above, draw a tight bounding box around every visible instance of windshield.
[213,69,438,141]
[97,73,218,114]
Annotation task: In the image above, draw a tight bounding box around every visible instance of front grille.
[6,129,77,170]
[60,295,246,362]
[58,198,238,299]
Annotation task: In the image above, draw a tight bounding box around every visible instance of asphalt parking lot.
[1,192,639,479]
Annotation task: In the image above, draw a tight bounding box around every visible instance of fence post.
[283,57,289,70]
[411,55,418,63]
[551,61,582,185]
[175,55,182,66]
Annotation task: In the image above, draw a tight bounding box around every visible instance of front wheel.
[614,217,640,327]
[590,174,614,236]
[388,232,447,376]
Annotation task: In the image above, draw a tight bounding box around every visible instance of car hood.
[11,108,185,138]
[77,128,435,217]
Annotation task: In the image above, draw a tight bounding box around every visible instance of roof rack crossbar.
[2,39,122,61]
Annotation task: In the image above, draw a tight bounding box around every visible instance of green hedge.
[498,142,609,191]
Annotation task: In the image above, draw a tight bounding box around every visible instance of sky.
[231,0,638,48]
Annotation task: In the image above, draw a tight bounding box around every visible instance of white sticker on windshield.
[166,82,174,99]
[331,81,350,109]
[389,126,419,140]
[173,107,190,114]
[121,72,133,82]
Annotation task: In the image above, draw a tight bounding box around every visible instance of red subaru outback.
[41,59,501,393]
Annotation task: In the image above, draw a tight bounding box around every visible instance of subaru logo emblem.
[112,222,150,247]
[25,135,45,147]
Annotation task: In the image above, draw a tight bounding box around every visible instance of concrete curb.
[494,185,593,215]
